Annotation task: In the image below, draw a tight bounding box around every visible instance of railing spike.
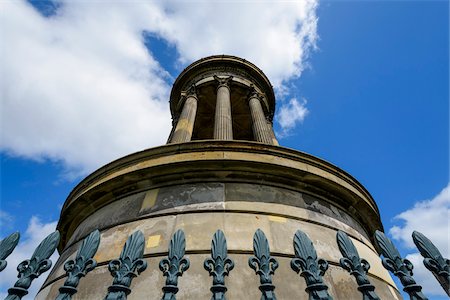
[160,229,190,300]
[0,232,20,272]
[6,230,60,300]
[104,230,147,300]
[204,229,234,300]
[56,229,101,300]
[336,230,380,300]
[249,229,278,300]
[412,231,450,296]
[374,230,428,300]
[290,230,333,300]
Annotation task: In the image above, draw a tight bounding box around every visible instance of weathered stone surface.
[64,181,373,250]
[45,210,395,290]
[170,94,198,143]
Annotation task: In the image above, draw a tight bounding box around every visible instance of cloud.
[389,183,450,296]
[1,1,172,177]
[0,217,58,299]
[152,0,319,89]
[1,0,318,176]
[276,98,309,136]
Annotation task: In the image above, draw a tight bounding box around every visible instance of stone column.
[248,89,274,144]
[266,117,279,145]
[169,85,198,143]
[213,76,233,140]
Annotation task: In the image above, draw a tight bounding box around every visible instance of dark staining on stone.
[224,182,301,204]
[68,192,145,246]
[140,183,225,214]
[68,182,369,247]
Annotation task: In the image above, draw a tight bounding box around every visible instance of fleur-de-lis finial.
[0,232,20,272]
[290,230,333,300]
[204,230,234,300]
[336,231,379,300]
[56,230,101,300]
[105,230,147,300]
[374,230,428,300]
[249,229,278,300]
[412,231,450,296]
[160,229,190,300]
[6,231,60,300]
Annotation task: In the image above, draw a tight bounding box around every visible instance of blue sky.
[1,1,448,299]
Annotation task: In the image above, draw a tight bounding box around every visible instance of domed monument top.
[167,55,278,144]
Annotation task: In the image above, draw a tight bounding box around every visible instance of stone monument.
[36,55,401,299]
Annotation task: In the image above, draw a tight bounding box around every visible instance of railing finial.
[412,231,450,296]
[160,229,190,300]
[0,232,20,272]
[57,229,101,300]
[105,230,147,300]
[6,230,60,300]
[204,229,234,300]
[374,230,428,300]
[249,229,278,300]
[336,230,380,300]
[291,230,333,300]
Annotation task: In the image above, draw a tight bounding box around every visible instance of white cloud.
[389,183,450,296]
[1,0,318,176]
[276,97,309,136]
[0,217,58,299]
[153,0,319,89]
[1,1,172,177]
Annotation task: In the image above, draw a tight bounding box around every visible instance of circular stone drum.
[37,141,402,299]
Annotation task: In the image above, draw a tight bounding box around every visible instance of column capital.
[213,75,233,90]
[181,84,198,100]
[247,84,263,101]
[186,84,197,98]
[179,85,198,111]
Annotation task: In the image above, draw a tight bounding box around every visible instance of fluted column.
[248,88,274,144]
[266,117,279,145]
[170,85,198,143]
[213,76,233,140]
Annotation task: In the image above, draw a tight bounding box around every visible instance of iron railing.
[1,227,448,300]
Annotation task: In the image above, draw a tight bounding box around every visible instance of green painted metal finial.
[412,231,450,296]
[249,229,278,300]
[0,232,20,272]
[56,229,101,300]
[291,230,333,300]
[336,231,380,300]
[105,230,147,300]
[6,231,60,300]
[160,229,190,300]
[204,230,234,300]
[374,230,428,300]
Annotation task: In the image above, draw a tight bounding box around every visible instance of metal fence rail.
[1,227,448,300]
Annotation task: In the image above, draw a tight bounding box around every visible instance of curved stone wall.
[37,141,399,299]
[38,205,400,299]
